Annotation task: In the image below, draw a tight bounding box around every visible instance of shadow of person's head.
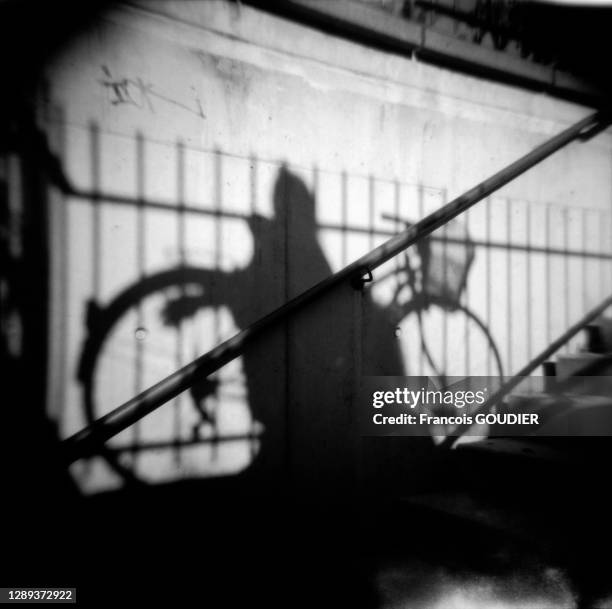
[246,164,319,249]
[272,164,317,230]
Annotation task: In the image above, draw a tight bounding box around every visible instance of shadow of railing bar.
[103,432,263,454]
[64,189,612,260]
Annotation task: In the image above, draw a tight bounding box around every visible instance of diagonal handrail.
[61,110,609,464]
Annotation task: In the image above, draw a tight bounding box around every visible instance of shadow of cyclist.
[127,164,435,499]
[221,165,433,498]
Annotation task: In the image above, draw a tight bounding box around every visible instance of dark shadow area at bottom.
[6,437,612,608]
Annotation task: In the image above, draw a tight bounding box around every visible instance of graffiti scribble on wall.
[98,66,206,119]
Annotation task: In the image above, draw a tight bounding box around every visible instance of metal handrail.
[440,292,612,449]
[61,110,609,464]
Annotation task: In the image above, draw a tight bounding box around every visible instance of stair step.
[540,361,557,392]
[588,316,612,352]
[542,361,556,376]
[455,437,569,462]
[584,324,606,354]
[535,395,612,436]
[505,393,571,421]
[555,353,612,379]
[499,393,612,437]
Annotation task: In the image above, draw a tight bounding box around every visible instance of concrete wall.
[41,0,612,494]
